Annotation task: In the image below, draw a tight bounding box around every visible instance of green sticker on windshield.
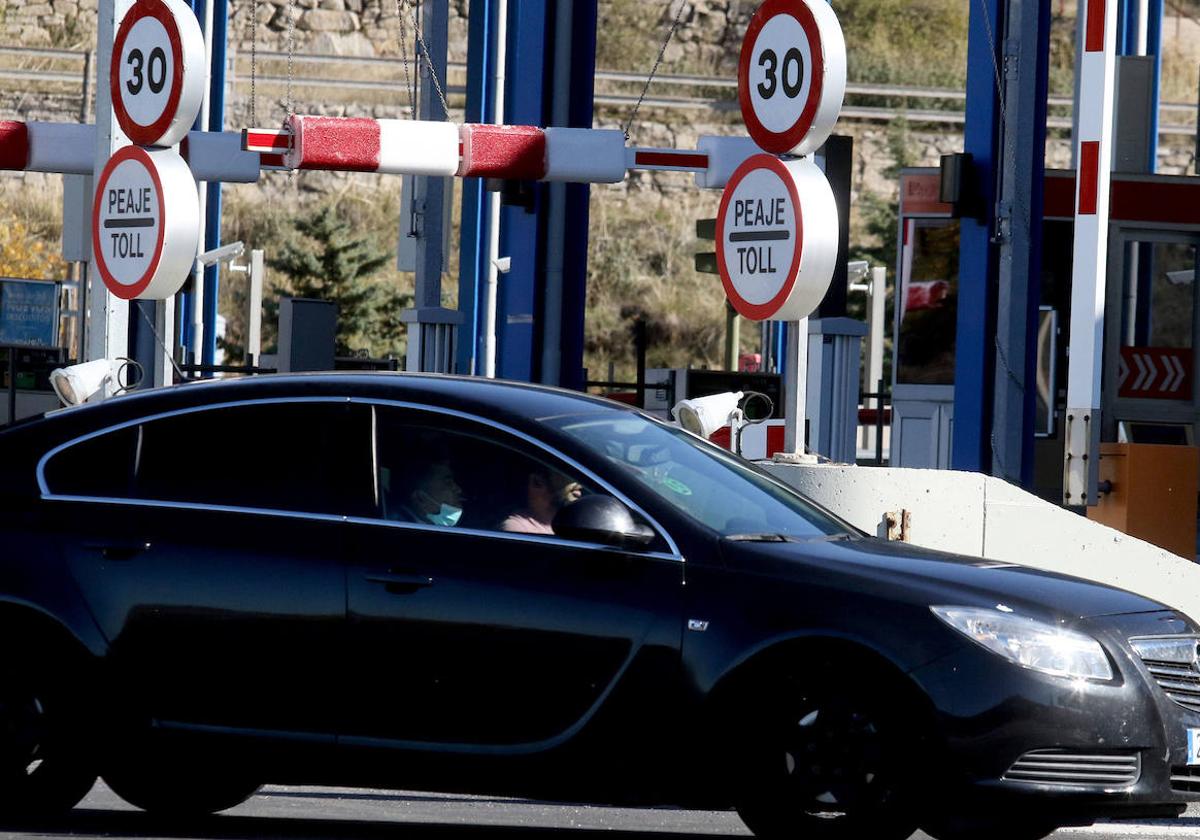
[661,477,692,496]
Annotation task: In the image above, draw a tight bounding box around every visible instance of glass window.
[1121,240,1198,350]
[373,407,649,542]
[896,219,960,385]
[132,401,370,516]
[546,413,852,539]
[42,425,139,497]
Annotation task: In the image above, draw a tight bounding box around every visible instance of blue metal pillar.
[555,0,598,390]
[951,0,1003,472]
[456,0,497,375]
[495,0,549,382]
[201,0,228,370]
[1147,0,1163,171]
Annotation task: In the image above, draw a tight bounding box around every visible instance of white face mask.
[427,503,463,528]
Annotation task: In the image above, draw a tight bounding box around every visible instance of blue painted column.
[495,0,549,382]
[200,0,228,370]
[1147,0,1163,171]
[951,0,1003,472]
[556,0,598,390]
[456,0,496,375]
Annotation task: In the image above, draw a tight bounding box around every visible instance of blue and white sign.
[1189,728,1200,766]
[0,279,59,348]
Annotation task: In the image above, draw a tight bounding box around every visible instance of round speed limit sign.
[738,0,846,156]
[111,0,205,147]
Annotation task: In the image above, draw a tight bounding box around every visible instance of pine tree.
[268,206,396,355]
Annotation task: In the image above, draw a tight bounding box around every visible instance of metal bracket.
[1063,407,1101,506]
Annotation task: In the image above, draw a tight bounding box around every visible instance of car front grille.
[1003,750,1141,786]
[1138,658,1200,714]
[1171,766,1200,793]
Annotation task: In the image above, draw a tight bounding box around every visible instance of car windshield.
[547,413,853,539]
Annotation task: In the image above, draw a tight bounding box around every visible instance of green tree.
[268,205,401,355]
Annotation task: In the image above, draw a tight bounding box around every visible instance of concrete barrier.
[763,462,1200,624]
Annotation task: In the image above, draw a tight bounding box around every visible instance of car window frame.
[36,396,374,522]
[355,399,682,560]
[35,395,684,562]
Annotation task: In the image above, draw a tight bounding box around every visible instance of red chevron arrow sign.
[1117,346,1192,400]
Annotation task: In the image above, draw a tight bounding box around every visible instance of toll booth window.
[1120,240,1198,350]
[896,220,960,385]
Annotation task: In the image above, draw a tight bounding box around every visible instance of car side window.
[42,425,139,497]
[373,406,651,543]
[44,401,373,517]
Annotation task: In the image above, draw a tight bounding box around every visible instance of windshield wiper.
[723,533,791,542]
[723,532,856,543]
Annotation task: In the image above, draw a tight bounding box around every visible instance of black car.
[1,372,1199,840]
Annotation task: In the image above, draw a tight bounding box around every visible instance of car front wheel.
[732,671,920,840]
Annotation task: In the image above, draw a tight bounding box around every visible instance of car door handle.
[86,541,152,561]
[365,571,434,594]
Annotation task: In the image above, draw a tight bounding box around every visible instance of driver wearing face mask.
[384,459,466,527]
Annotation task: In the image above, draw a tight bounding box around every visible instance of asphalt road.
[0,783,1197,840]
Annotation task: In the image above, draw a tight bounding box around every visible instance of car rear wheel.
[103,748,260,816]
[0,680,97,815]
[732,673,919,840]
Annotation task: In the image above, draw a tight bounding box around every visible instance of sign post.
[724,0,846,457]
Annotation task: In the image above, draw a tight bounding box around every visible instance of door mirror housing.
[552,495,656,549]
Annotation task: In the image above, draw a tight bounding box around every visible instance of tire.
[731,670,921,840]
[103,748,260,817]
[0,678,97,816]
[922,818,1059,840]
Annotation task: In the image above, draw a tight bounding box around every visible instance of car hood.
[720,534,1168,623]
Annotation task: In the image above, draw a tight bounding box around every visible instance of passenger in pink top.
[501,467,583,535]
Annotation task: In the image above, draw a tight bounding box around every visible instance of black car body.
[2,372,1199,840]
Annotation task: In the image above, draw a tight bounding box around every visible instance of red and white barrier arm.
[0,120,277,181]
[241,117,762,188]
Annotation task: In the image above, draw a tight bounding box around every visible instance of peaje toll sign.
[92,145,199,300]
[738,0,846,156]
[717,154,837,321]
[111,0,205,147]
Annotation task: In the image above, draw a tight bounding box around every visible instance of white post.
[481,0,508,378]
[1064,0,1119,506]
[86,0,131,374]
[246,249,264,363]
[782,318,808,455]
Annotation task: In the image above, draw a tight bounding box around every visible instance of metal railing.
[0,44,1196,136]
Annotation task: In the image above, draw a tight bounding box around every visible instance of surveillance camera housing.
[49,359,123,407]
[671,391,744,439]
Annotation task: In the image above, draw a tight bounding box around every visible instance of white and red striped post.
[1064,0,1119,506]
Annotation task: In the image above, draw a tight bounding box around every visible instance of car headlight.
[931,606,1113,681]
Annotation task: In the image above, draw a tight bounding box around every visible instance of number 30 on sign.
[111,0,206,147]
[738,0,846,156]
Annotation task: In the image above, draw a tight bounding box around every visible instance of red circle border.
[738,0,826,155]
[715,154,805,321]
[110,0,186,147]
[91,146,167,300]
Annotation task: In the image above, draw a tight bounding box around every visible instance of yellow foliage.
[0,218,65,280]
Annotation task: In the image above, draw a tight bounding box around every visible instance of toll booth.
[892,168,1200,502]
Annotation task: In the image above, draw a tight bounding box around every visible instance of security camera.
[672,391,744,439]
[48,358,125,407]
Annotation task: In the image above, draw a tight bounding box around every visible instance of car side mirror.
[552,495,656,549]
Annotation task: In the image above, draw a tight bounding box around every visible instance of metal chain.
[624,0,689,141]
[401,0,451,119]
[249,0,258,125]
[395,0,416,116]
[285,0,296,117]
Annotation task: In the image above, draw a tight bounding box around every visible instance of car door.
[342,404,686,751]
[39,398,372,739]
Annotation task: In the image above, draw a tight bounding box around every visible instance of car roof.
[7,372,641,444]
